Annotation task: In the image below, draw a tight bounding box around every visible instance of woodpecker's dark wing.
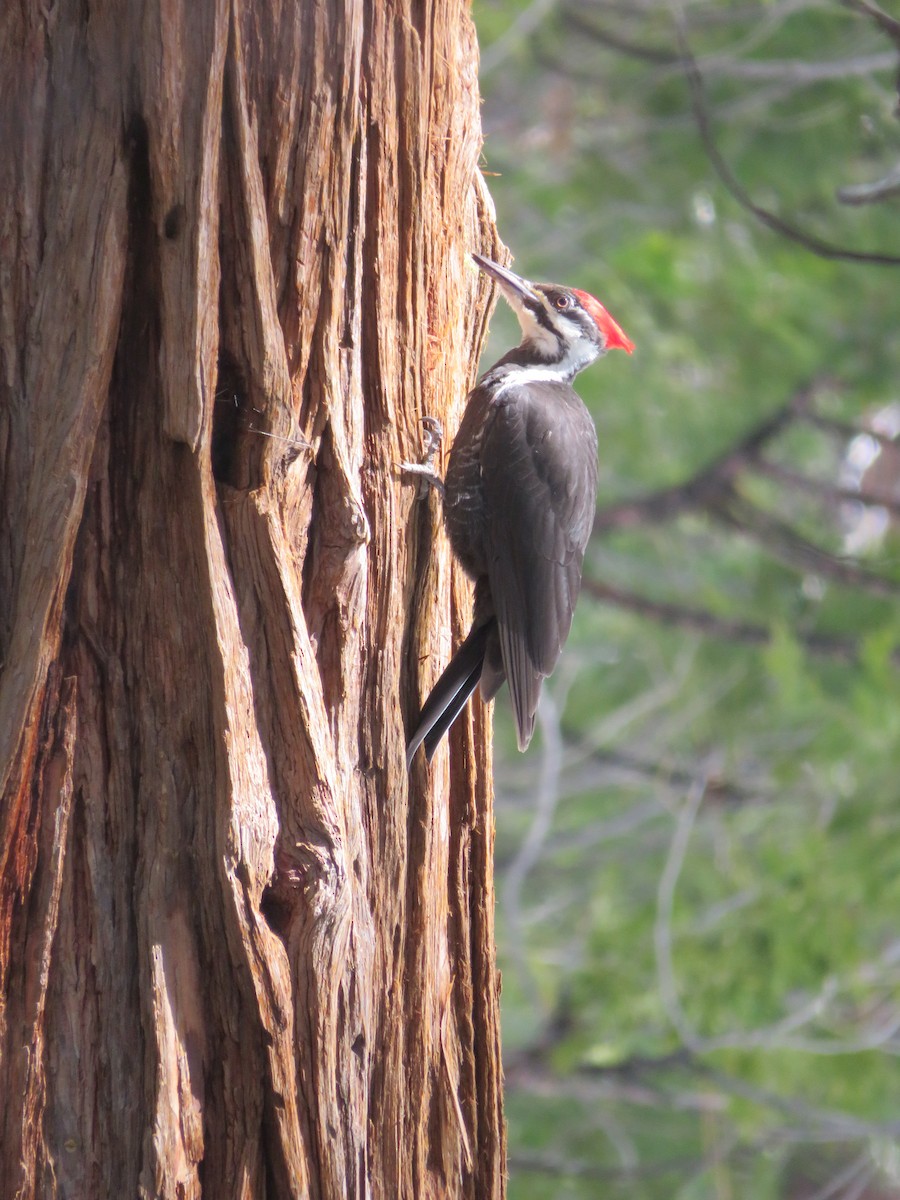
[481,383,598,750]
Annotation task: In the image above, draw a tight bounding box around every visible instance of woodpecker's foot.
[398,416,445,497]
[399,462,445,496]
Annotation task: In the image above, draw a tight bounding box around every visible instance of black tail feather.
[406,620,494,768]
[422,659,483,763]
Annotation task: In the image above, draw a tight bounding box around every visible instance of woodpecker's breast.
[443,372,598,584]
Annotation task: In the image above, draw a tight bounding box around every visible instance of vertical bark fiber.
[0,2,505,1197]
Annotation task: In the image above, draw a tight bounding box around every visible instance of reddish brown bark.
[0,2,505,1196]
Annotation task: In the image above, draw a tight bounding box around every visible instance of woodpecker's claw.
[420,416,443,461]
[397,416,445,497]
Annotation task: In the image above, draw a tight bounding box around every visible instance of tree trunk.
[0,2,505,1197]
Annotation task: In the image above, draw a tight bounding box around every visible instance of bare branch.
[714,489,900,599]
[581,578,861,662]
[694,1062,900,1137]
[655,788,900,1057]
[591,380,900,598]
[509,1146,703,1182]
[562,9,677,63]
[501,689,565,1017]
[593,388,804,533]
[838,162,900,205]
[654,778,707,1049]
[806,1152,875,1200]
[801,408,900,453]
[565,9,896,81]
[480,0,559,76]
[752,454,900,518]
[515,1050,900,1139]
[675,21,900,266]
[694,51,896,83]
[841,0,900,49]
[560,726,768,805]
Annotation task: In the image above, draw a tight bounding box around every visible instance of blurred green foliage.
[475,1,900,1195]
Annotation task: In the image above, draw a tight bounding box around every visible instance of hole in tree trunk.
[212,352,250,487]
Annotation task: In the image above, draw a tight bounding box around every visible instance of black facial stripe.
[532,303,566,344]
[528,300,552,328]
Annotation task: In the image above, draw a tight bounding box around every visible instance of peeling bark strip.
[0,3,505,1198]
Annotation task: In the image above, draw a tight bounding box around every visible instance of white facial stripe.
[492,364,573,396]
[501,288,560,357]
[517,309,560,356]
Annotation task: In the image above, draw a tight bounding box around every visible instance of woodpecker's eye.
[555,295,572,311]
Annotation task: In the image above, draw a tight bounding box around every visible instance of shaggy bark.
[0,2,505,1197]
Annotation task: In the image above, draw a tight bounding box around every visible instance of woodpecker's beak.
[472,254,540,309]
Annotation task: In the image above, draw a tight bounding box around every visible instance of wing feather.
[481,382,598,750]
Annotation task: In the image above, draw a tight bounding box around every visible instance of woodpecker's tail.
[406,619,496,768]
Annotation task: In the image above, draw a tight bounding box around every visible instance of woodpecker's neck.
[482,336,600,392]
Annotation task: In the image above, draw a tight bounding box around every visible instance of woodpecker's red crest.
[571,289,635,355]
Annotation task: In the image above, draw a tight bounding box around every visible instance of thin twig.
[566,8,896,81]
[593,386,812,533]
[752,454,900,518]
[841,0,900,49]
[501,689,565,1016]
[654,778,707,1049]
[714,489,900,598]
[561,729,767,804]
[591,381,900,598]
[838,163,900,206]
[802,408,900,454]
[675,17,900,266]
[582,578,861,661]
[509,1147,702,1182]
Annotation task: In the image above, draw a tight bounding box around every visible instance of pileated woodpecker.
[406,254,634,767]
